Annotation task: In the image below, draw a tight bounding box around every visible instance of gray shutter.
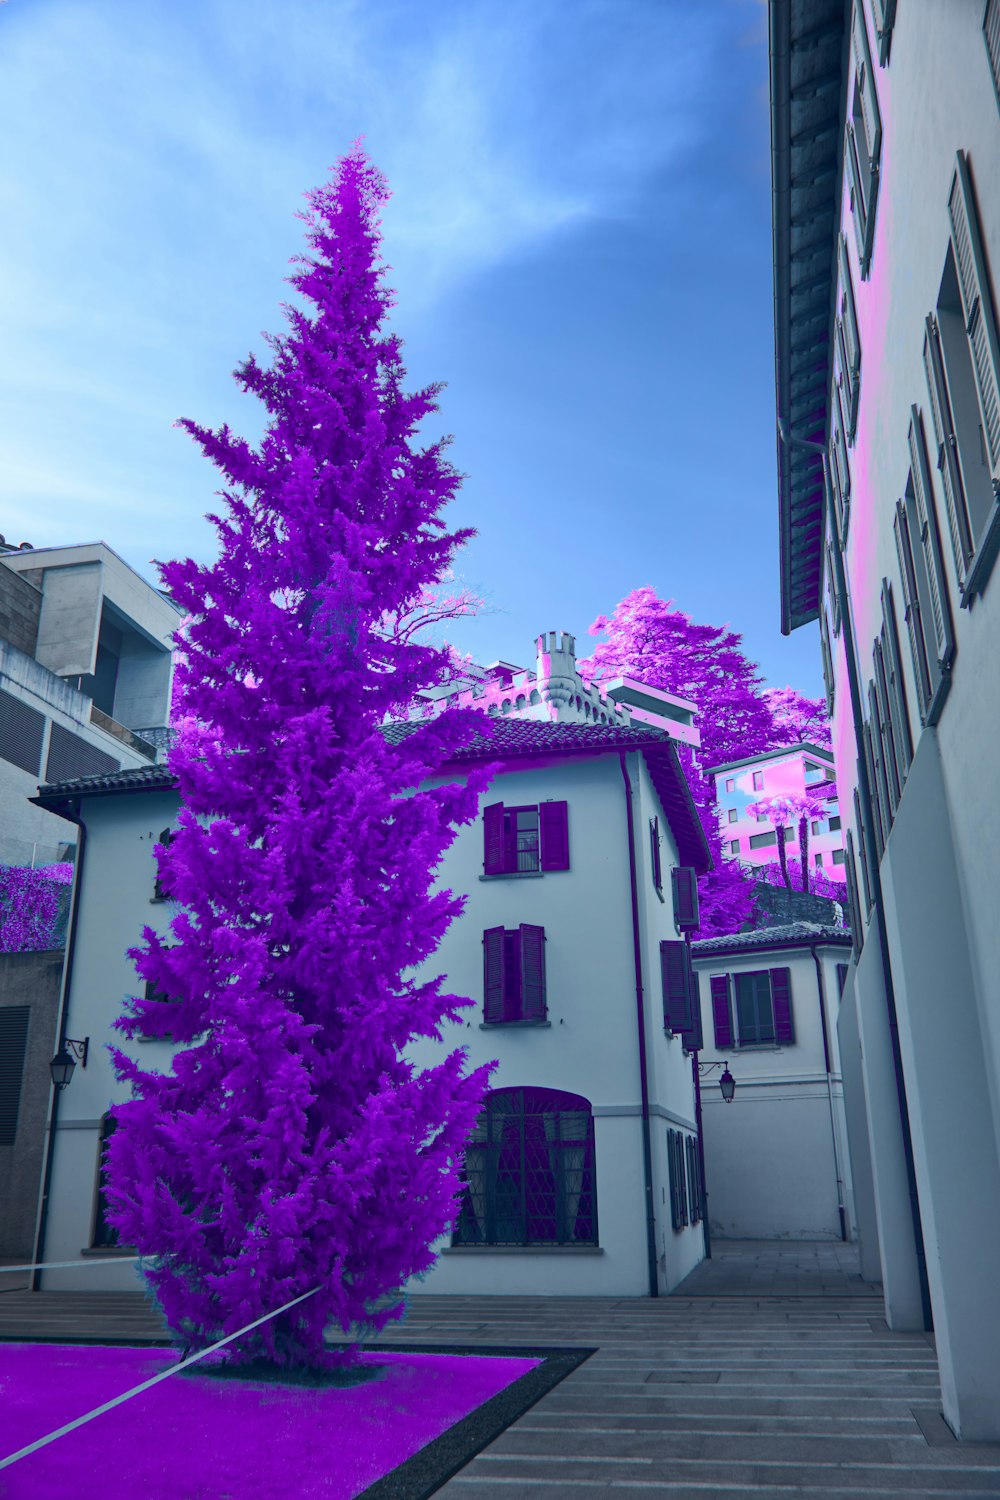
[483,927,505,1023]
[710,975,733,1049]
[908,408,955,668]
[668,1129,682,1232]
[844,829,865,953]
[987,0,1000,110]
[869,0,896,65]
[519,925,547,1021]
[819,606,835,717]
[649,817,662,892]
[894,500,932,722]
[948,152,1000,478]
[827,542,842,637]
[853,787,874,915]
[671,866,700,930]
[0,1006,30,1144]
[924,315,974,589]
[880,580,912,781]
[660,940,693,1035]
[872,639,900,815]
[852,3,882,170]
[0,689,45,776]
[838,234,861,437]
[863,700,888,857]
[831,386,851,543]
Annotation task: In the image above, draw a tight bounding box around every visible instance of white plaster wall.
[692,945,854,1240]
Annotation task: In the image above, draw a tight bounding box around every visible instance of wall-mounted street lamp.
[49,1037,89,1091]
[698,1060,736,1103]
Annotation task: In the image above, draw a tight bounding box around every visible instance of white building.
[29,633,715,1298]
[691,923,855,1242]
[771,0,1000,1437]
[707,742,845,883]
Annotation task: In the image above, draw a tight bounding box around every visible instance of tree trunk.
[799,815,810,893]
[776,826,791,889]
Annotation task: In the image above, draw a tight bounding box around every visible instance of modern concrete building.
[28,634,713,1298]
[0,539,181,868]
[707,741,845,882]
[691,923,855,1242]
[770,0,1000,1437]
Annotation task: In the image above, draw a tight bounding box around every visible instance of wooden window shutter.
[827,541,842,637]
[880,580,912,781]
[831,387,852,543]
[948,152,1000,480]
[649,817,662,891]
[539,801,569,871]
[872,639,900,815]
[852,2,882,174]
[678,1135,689,1226]
[519,925,547,1020]
[710,975,733,1049]
[819,607,835,717]
[838,234,862,437]
[894,500,933,722]
[660,940,693,1035]
[924,314,974,589]
[671,866,699,931]
[908,407,956,669]
[869,0,896,66]
[483,927,505,1022]
[686,1136,701,1224]
[483,802,506,876]
[0,1005,30,1145]
[770,968,795,1045]
[987,0,1000,111]
[668,1130,681,1231]
[683,970,704,1054]
[837,964,849,997]
[844,831,864,956]
[853,789,874,915]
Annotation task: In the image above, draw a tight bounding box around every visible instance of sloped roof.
[692,921,851,957]
[34,717,712,873]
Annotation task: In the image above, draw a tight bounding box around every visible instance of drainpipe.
[779,424,932,1329]
[30,803,86,1293]
[810,941,848,1243]
[619,752,659,1298]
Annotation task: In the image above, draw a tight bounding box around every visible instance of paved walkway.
[3,1243,1000,1497]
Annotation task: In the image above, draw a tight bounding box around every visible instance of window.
[846,1,882,277]
[830,383,852,542]
[829,815,842,831]
[729,839,740,855]
[727,808,738,824]
[649,817,663,893]
[837,234,862,440]
[152,827,174,901]
[0,1006,30,1144]
[752,771,764,790]
[483,925,546,1023]
[853,790,874,917]
[710,969,794,1048]
[667,1129,688,1231]
[725,777,735,793]
[879,580,912,796]
[894,412,955,729]
[811,820,821,836]
[815,853,824,867]
[0,690,45,776]
[749,831,777,849]
[483,801,568,876]
[452,1087,597,1247]
[832,850,846,864]
[91,1113,120,1248]
[869,0,896,65]
[924,154,1000,603]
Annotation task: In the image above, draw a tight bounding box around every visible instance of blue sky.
[0,0,821,695]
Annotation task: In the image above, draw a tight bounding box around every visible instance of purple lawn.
[0,1342,541,1499]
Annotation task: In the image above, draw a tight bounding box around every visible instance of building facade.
[707,742,845,882]
[30,702,713,1298]
[771,0,1000,1437]
[691,923,855,1242]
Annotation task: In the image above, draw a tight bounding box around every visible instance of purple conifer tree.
[104,145,497,1370]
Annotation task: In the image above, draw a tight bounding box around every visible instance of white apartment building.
[771,0,1000,1438]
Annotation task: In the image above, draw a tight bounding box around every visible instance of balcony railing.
[89,705,156,761]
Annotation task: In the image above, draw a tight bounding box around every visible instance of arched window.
[501,699,512,714]
[91,1113,120,1248]
[515,694,526,711]
[453,1087,597,1247]
[529,689,541,706]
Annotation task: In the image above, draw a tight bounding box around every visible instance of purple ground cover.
[0,1342,540,1499]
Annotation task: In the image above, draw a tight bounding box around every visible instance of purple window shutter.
[539,801,569,871]
[671,867,700,931]
[660,940,693,1035]
[770,968,795,1044]
[519,924,547,1020]
[484,802,506,875]
[711,975,733,1049]
[683,971,704,1054]
[483,927,505,1022]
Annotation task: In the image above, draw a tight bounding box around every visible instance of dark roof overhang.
[771,0,850,634]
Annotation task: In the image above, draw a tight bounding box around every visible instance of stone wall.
[0,951,63,1257]
[0,563,42,659]
[748,881,845,930]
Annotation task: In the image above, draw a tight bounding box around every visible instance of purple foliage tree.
[762,685,831,749]
[0,864,73,952]
[105,145,498,1371]
[581,588,777,936]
